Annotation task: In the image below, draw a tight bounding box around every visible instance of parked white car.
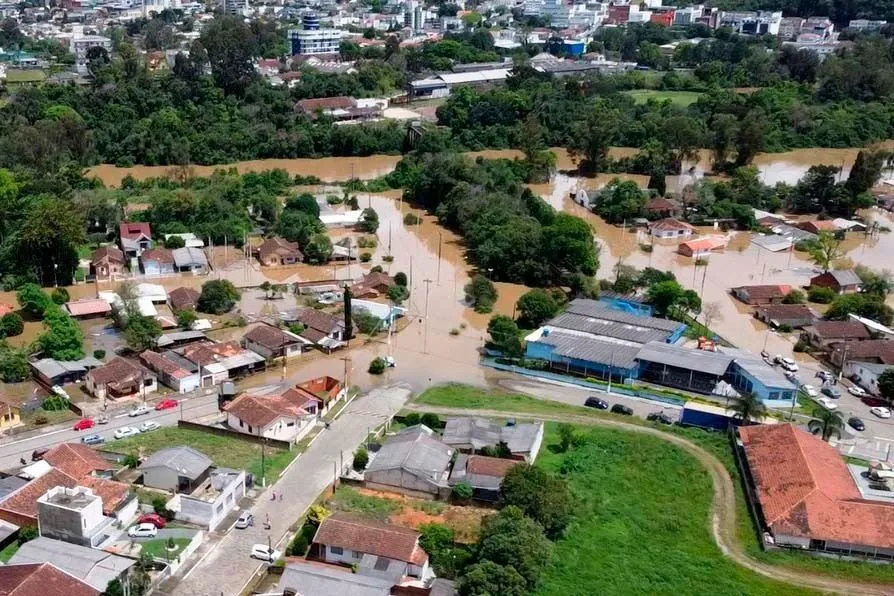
[127,523,158,538]
[780,357,798,372]
[816,397,838,411]
[800,384,818,397]
[114,426,140,440]
[250,544,281,562]
[870,406,892,419]
[128,405,151,417]
[847,385,867,397]
[139,421,160,433]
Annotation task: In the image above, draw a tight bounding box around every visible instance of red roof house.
[312,514,429,575]
[0,562,99,596]
[64,298,112,319]
[739,424,894,556]
[731,285,792,306]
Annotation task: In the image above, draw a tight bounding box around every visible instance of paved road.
[163,385,411,596]
[0,391,220,470]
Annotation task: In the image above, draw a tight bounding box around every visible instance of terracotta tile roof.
[42,444,115,479]
[296,96,355,112]
[296,309,343,334]
[0,562,99,596]
[258,236,302,263]
[140,248,174,264]
[0,469,78,521]
[140,351,192,379]
[87,357,152,387]
[733,285,792,300]
[90,246,125,266]
[244,324,301,351]
[278,387,321,410]
[350,272,394,297]
[168,287,200,311]
[181,341,242,366]
[79,477,131,515]
[755,304,815,321]
[831,340,894,364]
[740,424,894,549]
[313,514,427,565]
[223,393,309,429]
[300,327,327,343]
[649,217,694,232]
[644,197,678,212]
[64,299,112,317]
[466,455,521,478]
[808,320,870,340]
[679,236,727,252]
[0,304,12,317]
[118,222,151,241]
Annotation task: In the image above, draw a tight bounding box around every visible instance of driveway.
[161,385,411,596]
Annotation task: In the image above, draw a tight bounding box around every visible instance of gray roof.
[449,454,503,491]
[0,476,27,500]
[720,347,796,390]
[365,426,452,485]
[172,247,208,268]
[279,561,393,596]
[442,417,543,456]
[30,357,103,380]
[120,237,141,251]
[852,361,894,375]
[9,537,134,591]
[139,446,212,479]
[430,579,457,596]
[156,330,207,348]
[636,342,734,376]
[829,269,862,286]
[771,223,817,242]
[537,329,642,369]
[563,298,683,332]
[547,313,673,344]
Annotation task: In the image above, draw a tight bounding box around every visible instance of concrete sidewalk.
[162,384,411,596]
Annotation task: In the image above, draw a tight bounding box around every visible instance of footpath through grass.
[536,423,817,596]
[415,383,894,585]
[106,426,295,481]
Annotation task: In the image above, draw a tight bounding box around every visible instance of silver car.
[235,511,254,529]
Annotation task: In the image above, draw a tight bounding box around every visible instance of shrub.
[451,482,473,500]
[394,272,407,286]
[93,349,106,360]
[42,395,68,411]
[0,313,24,338]
[164,235,186,249]
[353,311,381,335]
[50,287,69,305]
[404,213,421,225]
[639,243,654,253]
[464,275,497,313]
[808,286,835,304]
[370,265,384,273]
[777,323,793,333]
[123,454,139,468]
[404,413,421,426]
[357,236,377,249]
[359,252,372,263]
[782,289,806,304]
[449,328,460,336]
[420,413,440,429]
[32,414,48,425]
[286,532,309,556]
[382,255,394,263]
[368,357,386,375]
[152,497,175,521]
[326,194,343,205]
[17,525,38,545]
[353,447,369,470]
[794,340,812,353]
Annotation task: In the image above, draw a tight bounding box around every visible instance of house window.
[144,378,153,387]
[352,551,363,560]
[330,546,343,555]
[239,420,244,428]
[248,425,253,433]
[769,392,779,400]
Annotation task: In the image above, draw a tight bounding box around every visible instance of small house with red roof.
[118,222,152,258]
[89,246,126,279]
[448,454,522,502]
[0,562,100,596]
[731,284,792,306]
[648,217,695,239]
[223,384,320,443]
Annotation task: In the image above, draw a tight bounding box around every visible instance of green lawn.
[535,423,818,596]
[328,486,400,521]
[414,383,610,419]
[140,537,191,560]
[106,426,295,482]
[0,542,19,563]
[623,89,702,107]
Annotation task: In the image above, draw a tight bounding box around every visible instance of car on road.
[784,371,799,383]
[610,404,633,416]
[821,386,841,399]
[127,523,158,538]
[870,406,892,419]
[863,396,889,407]
[816,397,838,410]
[155,399,178,411]
[81,434,104,446]
[800,384,818,397]
[848,417,866,431]
[647,412,674,425]
[847,385,867,397]
[779,357,798,372]
[73,418,94,431]
[235,511,254,529]
[584,396,608,410]
[250,544,281,563]
[31,448,49,462]
[816,370,834,382]
[139,421,160,433]
[128,405,151,417]
[114,426,140,440]
[137,514,167,528]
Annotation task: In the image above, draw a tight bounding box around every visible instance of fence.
[482,358,686,407]
[176,420,294,451]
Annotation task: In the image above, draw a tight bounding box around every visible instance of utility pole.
[339,356,351,391]
[261,438,267,487]
[437,232,442,285]
[423,279,433,354]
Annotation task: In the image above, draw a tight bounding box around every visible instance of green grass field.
[328,486,400,521]
[107,426,295,481]
[140,537,191,560]
[0,542,19,563]
[535,423,817,596]
[623,89,702,107]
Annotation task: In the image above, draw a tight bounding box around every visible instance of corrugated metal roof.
[636,342,733,376]
[563,298,682,331]
[546,314,671,345]
[539,329,641,369]
[366,426,452,485]
[720,347,796,390]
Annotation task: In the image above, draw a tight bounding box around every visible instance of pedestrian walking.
[271,490,276,501]
[279,492,283,502]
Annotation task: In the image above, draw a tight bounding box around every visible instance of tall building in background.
[142,0,181,17]
[221,0,250,16]
[288,14,343,56]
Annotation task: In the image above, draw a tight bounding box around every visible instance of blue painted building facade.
[724,360,797,408]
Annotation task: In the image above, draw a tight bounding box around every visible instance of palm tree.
[812,408,845,441]
[732,392,767,424]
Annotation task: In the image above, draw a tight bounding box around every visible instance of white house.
[847,361,894,396]
[222,388,319,443]
[174,468,245,530]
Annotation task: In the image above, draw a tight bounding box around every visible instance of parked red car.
[862,396,889,407]
[137,513,167,528]
[155,399,178,411]
[73,418,95,431]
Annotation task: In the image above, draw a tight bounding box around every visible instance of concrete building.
[30,357,103,388]
[9,537,134,592]
[364,426,453,499]
[70,34,111,75]
[223,388,319,443]
[221,0,249,15]
[717,11,782,35]
[849,19,887,31]
[37,486,113,548]
[448,455,521,502]
[175,468,245,530]
[139,446,213,494]
[288,15,343,56]
[846,361,894,397]
[442,417,544,462]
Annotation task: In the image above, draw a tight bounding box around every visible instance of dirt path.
[405,404,894,596]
